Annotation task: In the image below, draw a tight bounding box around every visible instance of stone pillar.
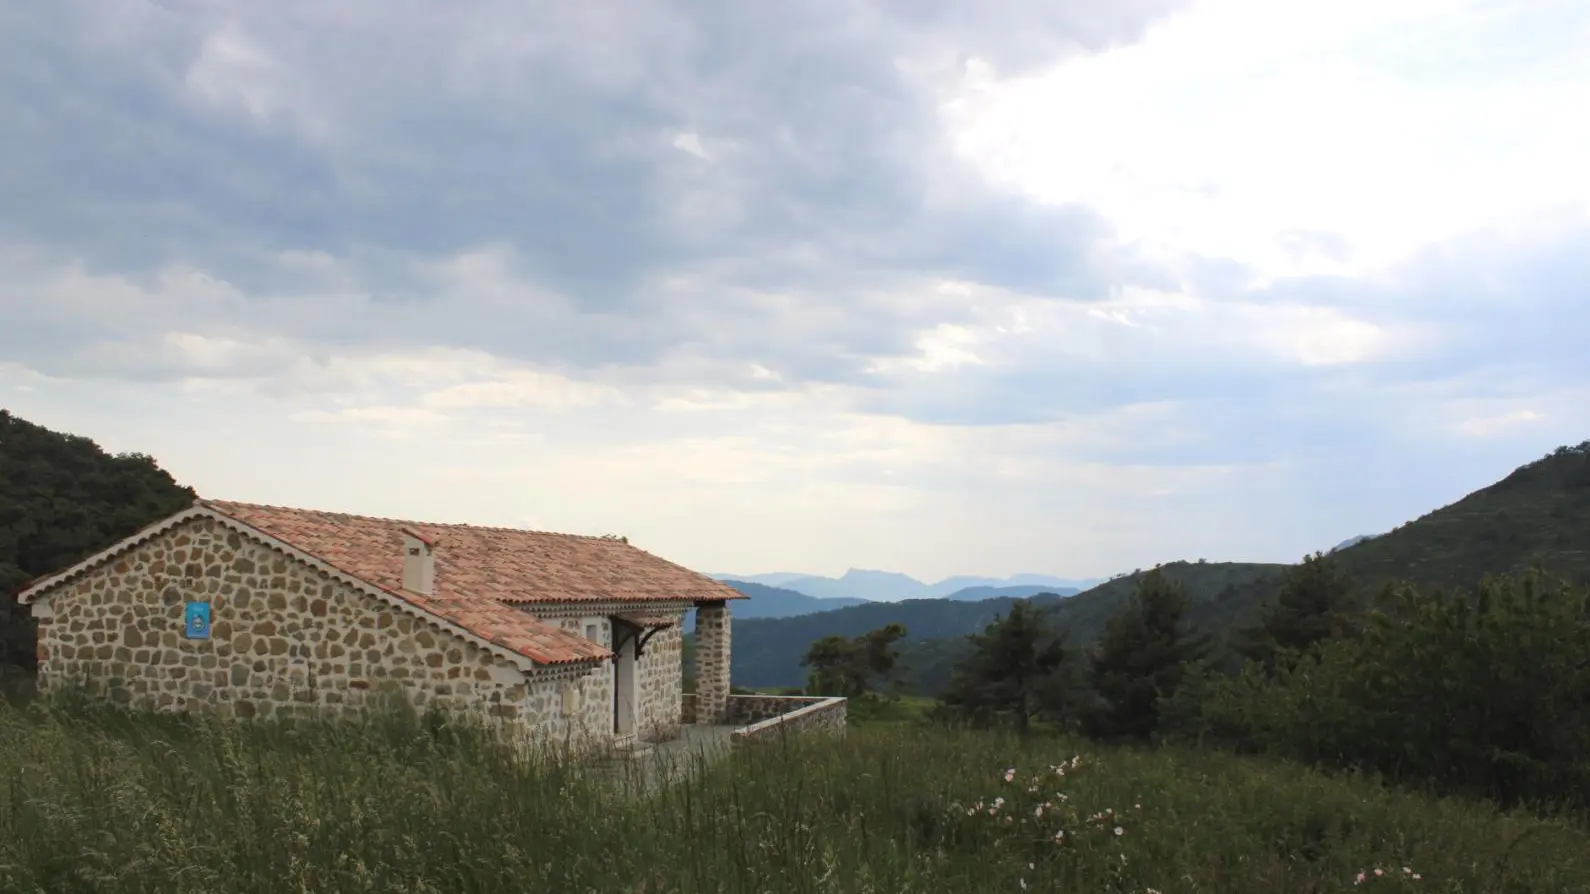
[694,600,731,724]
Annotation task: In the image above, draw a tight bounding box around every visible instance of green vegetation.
[0,410,197,675]
[926,561,1590,814]
[1,695,1587,893]
[935,600,1071,736]
[1080,568,1210,743]
[1191,572,1590,812]
[732,593,1070,691]
[799,622,908,699]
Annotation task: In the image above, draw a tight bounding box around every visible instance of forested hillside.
[731,592,1071,689]
[742,441,1590,695]
[0,411,196,674]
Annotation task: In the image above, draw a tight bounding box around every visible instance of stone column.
[694,599,731,724]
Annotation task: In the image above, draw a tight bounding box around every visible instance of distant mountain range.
[710,568,1101,603]
[715,581,870,620]
[719,579,1082,620]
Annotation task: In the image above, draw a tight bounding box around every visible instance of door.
[613,627,637,737]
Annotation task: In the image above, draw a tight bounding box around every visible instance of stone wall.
[33,516,613,752]
[535,610,687,744]
[726,694,832,725]
[635,622,684,741]
[545,613,617,742]
[731,696,847,750]
[693,600,730,724]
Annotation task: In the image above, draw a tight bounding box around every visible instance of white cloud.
[938,0,1590,277]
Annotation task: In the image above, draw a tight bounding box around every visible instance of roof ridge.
[203,499,623,542]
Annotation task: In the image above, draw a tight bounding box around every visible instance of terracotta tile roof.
[393,589,610,666]
[199,501,743,666]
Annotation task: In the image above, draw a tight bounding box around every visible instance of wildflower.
[1114,826,1124,836]
[1004,768,1016,783]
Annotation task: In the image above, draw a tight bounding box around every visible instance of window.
[586,623,599,643]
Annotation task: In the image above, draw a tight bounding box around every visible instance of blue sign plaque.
[185,601,212,639]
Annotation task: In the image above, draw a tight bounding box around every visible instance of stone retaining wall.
[730,695,846,749]
[726,693,831,725]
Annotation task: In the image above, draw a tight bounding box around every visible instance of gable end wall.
[34,516,612,750]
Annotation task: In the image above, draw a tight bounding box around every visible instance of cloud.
[2,0,1587,580]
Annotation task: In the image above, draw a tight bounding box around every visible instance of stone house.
[15,500,743,753]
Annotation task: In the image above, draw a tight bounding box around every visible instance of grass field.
[1,695,1587,893]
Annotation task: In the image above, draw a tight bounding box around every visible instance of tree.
[0,411,197,676]
[935,600,1072,736]
[1195,573,1590,811]
[1082,567,1209,743]
[800,623,907,699]
[1231,551,1354,673]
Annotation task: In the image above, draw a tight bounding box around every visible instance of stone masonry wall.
[636,621,684,741]
[726,694,831,726]
[693,600,730,724]
[532,610,686,743]
[34,516,612,752]
[545,613,616,741]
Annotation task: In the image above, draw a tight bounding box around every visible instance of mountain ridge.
[711,568,1103,602]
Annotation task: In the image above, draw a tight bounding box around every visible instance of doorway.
[612,622,638,737]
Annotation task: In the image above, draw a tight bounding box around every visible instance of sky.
[2,0,1587,583]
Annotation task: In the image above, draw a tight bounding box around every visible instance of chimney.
[400,527,436,595]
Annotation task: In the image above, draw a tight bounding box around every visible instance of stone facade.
[30,516,623,752]
[532,609,688,744]
[693,600,731,724]
[635,623,685,741]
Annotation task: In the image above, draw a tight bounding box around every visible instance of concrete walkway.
[590,724,738,793]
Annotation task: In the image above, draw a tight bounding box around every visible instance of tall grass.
[0,694,1586,893]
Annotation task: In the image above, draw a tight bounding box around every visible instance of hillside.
[718,580,869,619]
[729,593,1069,689]
[0,410,197,673]
[1328,441,1590,594]
[745,440,1590,696]
[941,583,1080,601]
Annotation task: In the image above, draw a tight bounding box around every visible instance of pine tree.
[935,600,1072,736]
[1232,551,1353,673]
[1083,567,1209,743]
